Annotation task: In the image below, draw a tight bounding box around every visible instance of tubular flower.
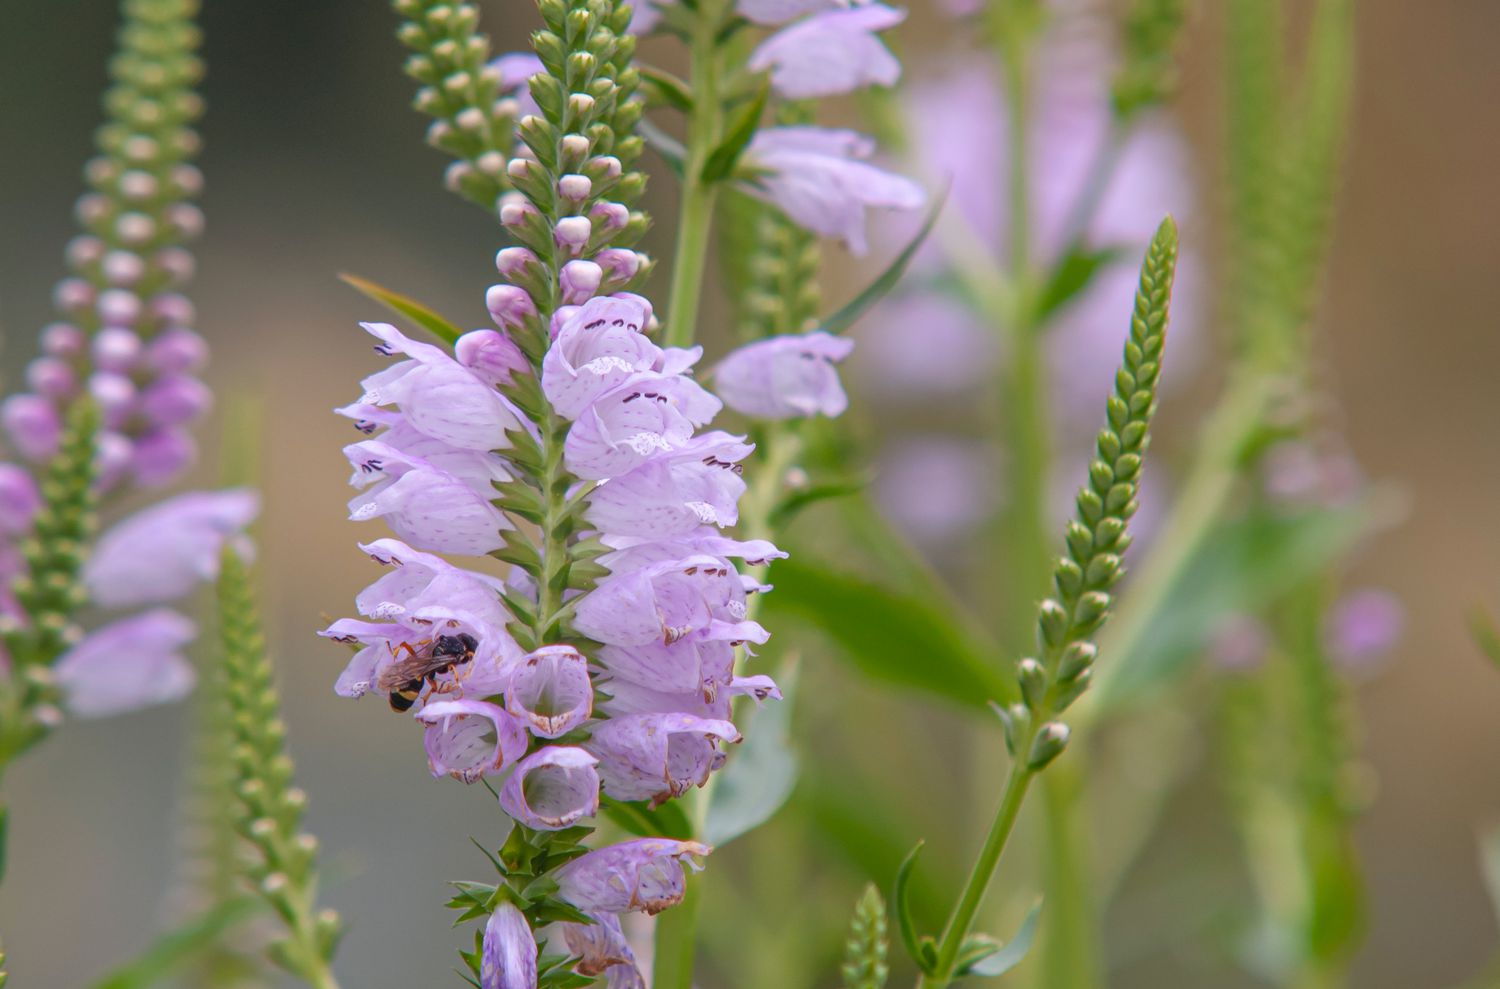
[333,0,787,981]
[749,4,906,100]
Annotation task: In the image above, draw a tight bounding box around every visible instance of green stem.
[1036,763,1098,988]
[651,875,702,989]
[916,761,1036,989]
[662,0,725,349]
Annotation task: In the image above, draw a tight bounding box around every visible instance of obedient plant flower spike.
[4,0,209,490]
[840,884,890,989]
[911,218,1178,989]
[394,0,520,211]
[217,547,342,989]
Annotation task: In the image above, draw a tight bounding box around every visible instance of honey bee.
[375,633,478,712]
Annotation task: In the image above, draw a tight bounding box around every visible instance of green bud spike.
[841,884,891,989]
[216,546,342,987]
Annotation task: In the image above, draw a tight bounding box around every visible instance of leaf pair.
[892,844,1039,981]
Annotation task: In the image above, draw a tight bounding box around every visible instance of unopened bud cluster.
[1,0,209,491]
[217,549,342,979]
[1000,219,1178,771]
[396,0,532,209]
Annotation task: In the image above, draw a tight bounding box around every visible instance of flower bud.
[558,173,592,201]
[141,375,213,426]
[40,323,85,358]
[559,259,602,304]
[93,431,134,490]
[495,246,540,279]
[554,215,592,254]
[65,235,106,267]
[594,247,643,286]
[1027,721,1070,770]
[101,250,146,286]
[1016,657,1047,711]
[132,428,196,486]
[2,395,62,461]
[89,372,137,426]
[97,288,142,326]
[146,327,209,374]
[26,358,76,400]
[115,212,156,245]
[456,329,527,385]
[485,284,537,329]
[590,201,628,231]
[53,278,95,314]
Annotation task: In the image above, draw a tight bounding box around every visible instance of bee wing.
[374,644,445,690]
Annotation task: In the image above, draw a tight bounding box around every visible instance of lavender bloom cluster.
[0,0,254,724]
[324,1,810,982]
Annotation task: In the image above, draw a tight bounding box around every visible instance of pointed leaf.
[819,186,948,336]
[702,83,770,183]
[637,118,687,178]
[340,272,466,346]
[959,900,1042,977]
[599,795,694,840]
[705,658,800,846]
[639,65,694,111]
[761,557,1017,710]
[1032,247,1125,326]
[893,841,932,974]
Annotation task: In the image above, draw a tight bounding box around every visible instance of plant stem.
[662,0,726,349]
[916,761,1036,989]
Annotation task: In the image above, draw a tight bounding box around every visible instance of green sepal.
[893,841,933,974]
[494,481,547,526]
[339,272,465,347]
[701,83,769,183]
[818,186,947,335]
[492,530,542,573]
[954,900,1042,977]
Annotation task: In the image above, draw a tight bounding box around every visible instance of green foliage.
[841,885,890,989]
[338,272,465,346]
[1112,0,1190,119]
[893,843,935,975]
[216,547,343,988]
[704,660,799,846]
[85,898,262,989]
[956,901,1041,978]
[1092,498,1381,711]
[702,83,769,183]
[818,189,947,337]
[761,557,1018,711]
[1002,217,1180,758]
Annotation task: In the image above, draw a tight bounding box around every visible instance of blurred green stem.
[662,0,726,349]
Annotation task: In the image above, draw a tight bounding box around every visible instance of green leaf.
[819,186,948,336]
[893,841,931,974]
[704,659,800,847]
[639,65,694,111]
[702,83,769,183]
[761,556,1017,711]
[599,796,694,840]
[1093,499,1382,711]
[1032,247,1124,326]
[637,118,687,178]
[86,898,263,989]
[958,901,1042,977]
[340,272,465,346]
[769,474,871,531]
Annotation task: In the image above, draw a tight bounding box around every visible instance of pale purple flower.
[598,638,736,698]
[491,53,544,120]
[554,838,711,915]
[0,464,40,536]
[132,428,197,487]
[416,698,529,783]
[749,5,904,100]
[323,606,520,703]
[563,374,721,480]
[586,712,741,804]
[747,127,924,254]
[481,902,537,989]
[505,645,594,737]
[874,438,996,546]
[344,439,511,555]
[599,672,781,723]
[738,0,837,25]
[1326,589,1404,672]
[83,488,259,608]
[560,912,644,987]
[573,555,768,648]
[584,432,752,537]
[498,746,600,829]
[339,322,520,452]
[2,395,62,461]
[541,295,660,419]
[54,608,196,717]
[713,331,855,419]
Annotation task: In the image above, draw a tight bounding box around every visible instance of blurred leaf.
[1032,247,1124,326]
[1093,500,1379,711]
[637,119,686,177]
[87,898,262,989]
[957,900,1042,977]
[339,272,464,346]
[1479,825,1500,930]
[762,557,1017,711]
[639,65,693,111]
[702,83,769,183]
[600,796,694,840]
[705,659,800,847]
[893,842,932,974]
[769,474,871,530]
[820,187,947,336]
[1469,606,1500,671]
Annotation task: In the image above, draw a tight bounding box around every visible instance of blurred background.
[1,1,1497,986]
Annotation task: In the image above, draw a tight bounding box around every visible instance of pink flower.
[416,698,529,783]
[713,331,855,419]
[586,712,741,804]
[749,5,905,99]
[54,609,197,717]
[747,127,924,254]
[480,902,537,989]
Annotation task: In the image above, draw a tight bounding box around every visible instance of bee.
[376,633,479,712]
